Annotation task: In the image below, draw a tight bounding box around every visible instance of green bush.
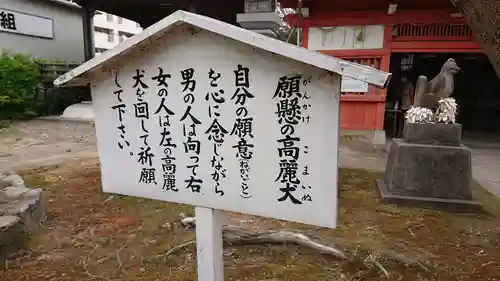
[0,52,90,124]
[0,52,41,120]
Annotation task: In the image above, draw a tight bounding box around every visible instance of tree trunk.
[450,0,500,77]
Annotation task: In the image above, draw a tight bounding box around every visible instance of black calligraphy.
[111,71,131,152]
[152,67,178,192]
[180,68,203,193]
[205,68,228,196]
[273,75,312,204]
[133,68,156,185]
[0,11,16,31]
[231,65,255,199]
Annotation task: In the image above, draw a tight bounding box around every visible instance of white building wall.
[0,0,86,63]
[93,12,143,55]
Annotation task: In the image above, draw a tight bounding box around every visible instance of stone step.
[0,170,44,266]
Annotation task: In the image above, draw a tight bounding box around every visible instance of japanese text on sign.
[93,57,339,228]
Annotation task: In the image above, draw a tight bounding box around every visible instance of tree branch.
[173,217,347,260]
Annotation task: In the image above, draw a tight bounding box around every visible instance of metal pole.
[82,9,96,61]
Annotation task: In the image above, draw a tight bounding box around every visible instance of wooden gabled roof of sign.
[54,10,391,88]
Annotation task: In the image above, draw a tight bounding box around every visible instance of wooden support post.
[195,206,225,281]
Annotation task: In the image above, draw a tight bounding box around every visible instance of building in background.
[0,0,91,63]
[93,11,143,55]
[281,0,500,143]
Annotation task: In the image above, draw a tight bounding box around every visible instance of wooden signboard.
[55,10,391,281]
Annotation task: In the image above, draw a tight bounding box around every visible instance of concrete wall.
[0,0,86,63]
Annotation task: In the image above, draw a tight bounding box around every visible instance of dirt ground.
[3,120,499,197]
[0,120,97,171]
[0,159,499,281]
[0,120,387,172]
[1,120,500,280]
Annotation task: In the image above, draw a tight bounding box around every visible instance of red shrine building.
[281,0,500,144]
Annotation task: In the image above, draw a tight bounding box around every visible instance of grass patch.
[0,159,499,281]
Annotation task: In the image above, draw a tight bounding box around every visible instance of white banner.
[341,76,369,93]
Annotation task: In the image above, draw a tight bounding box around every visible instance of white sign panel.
[0,9,54,39]
[341,77,369,93]
[308,25,384,51]
[91,30,339,228]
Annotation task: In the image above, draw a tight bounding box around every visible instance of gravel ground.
[0,120,97,171]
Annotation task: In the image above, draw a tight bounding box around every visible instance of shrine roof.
[49,0,82,8]
[54,10,391,88]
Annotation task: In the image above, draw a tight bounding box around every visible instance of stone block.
[2,188,44,232]
[403,123,462,146]
[376,139,481,213]
[3,186,30,199]
[376,179,482,213]
[0,216,22,240]
[1,174,25,188]
[0,216,25,266]
[0,216,23,248]
[385,139,472,199]
[0,171,45,266]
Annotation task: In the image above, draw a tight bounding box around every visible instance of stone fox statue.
[413,58,461,109]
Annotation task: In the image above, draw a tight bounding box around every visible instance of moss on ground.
[0,159,498,281]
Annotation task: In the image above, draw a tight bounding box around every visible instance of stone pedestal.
[403,123,462,146]
[376,123,482,213]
